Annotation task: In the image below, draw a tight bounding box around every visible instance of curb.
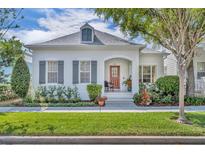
[1,136,205,144]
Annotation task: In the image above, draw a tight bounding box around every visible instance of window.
[139,65,156,83]
[197,62,205,79]
[82,28,92,42]
[80,61,91,83]
[48,61,58,83]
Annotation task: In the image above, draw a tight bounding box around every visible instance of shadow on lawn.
[187,113,205,128]
[171,112,205,128]
[0,113,6,116]
[0,121,29,135]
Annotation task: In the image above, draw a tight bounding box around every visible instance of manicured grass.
[23,102,97,107]
[0,101,97,107]
[0,112,205,136]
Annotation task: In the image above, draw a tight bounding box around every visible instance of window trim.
[47,61,58,85]
[79,60,91,84]
[197,62,205,80]
[139,65,157,83]
[81,27,94,43]
[46,60,58,85]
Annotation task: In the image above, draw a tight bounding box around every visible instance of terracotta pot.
[98,100,105,107]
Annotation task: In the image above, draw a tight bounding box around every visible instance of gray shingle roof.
[27,28,141,46]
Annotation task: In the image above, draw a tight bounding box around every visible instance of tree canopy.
[0,9,23,39]
[0,8,24,83]
[95,9,205,66]
[95,8,205,123]
[0,38,24,83]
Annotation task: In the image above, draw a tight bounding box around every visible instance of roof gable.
[27,24,143,46]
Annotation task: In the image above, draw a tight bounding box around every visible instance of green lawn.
[0,112,205,136]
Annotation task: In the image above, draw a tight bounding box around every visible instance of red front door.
[110,66,120,89]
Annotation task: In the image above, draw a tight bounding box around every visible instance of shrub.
[156,75,179,96]
[133,93,141,104]
[185,96,205,106]
[160,95,173,104]
[11,57,30,98]
[23,95,34,104]
[56,86,65,99]
[0,84,18,101]
[72,86,80,99]
[140,89,152,105]
[133,89,152,106]
[33,86,81,104]
[63,87,73,99]
[34,86,48,103]
[87,84,102,101]
[150,91,161,103]
[47,86,56,98]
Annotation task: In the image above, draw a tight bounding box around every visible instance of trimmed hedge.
[156,75,179,96]
[87,84,102,101]
[11,57,30,98]
[33,85,81,104]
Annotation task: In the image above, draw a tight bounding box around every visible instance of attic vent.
[81,28,93,42]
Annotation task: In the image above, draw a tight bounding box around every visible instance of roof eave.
[25,44,146,49]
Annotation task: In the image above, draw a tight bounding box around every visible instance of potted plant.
[96,96,107,107]
[123,75,132,91]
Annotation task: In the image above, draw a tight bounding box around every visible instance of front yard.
[0,112,205,136]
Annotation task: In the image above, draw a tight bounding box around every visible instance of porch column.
[99,60,105,95]
[132,59,139,94]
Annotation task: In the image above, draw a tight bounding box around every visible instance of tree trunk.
[186,60,195,97]
[177,63,187,123]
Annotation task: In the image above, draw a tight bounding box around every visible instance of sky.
[6,8,144,45]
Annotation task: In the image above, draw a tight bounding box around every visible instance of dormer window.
[82,28,92,42]
[80,23,94,43]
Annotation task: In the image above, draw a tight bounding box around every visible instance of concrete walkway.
[0,104,205,112]
[1,136,205,144]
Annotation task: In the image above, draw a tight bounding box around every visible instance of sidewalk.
[0,105,205,112]
[1,136,205,144]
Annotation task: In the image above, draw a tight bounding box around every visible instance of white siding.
[32,46,140,100]
[32,46,166,100]
[139,53,165,79]
[164,53,178,75]
[193,47,205,91]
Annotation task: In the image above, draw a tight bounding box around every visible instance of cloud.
[6,9,128,44]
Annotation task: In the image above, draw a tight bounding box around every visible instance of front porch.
[103,57,138,95]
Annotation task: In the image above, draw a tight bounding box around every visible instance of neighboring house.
[193,46,205,93]
[26,23,167,100]
[164,46,205,94]
[164,52,178,76]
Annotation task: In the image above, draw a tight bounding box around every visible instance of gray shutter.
[91,61,97,83]
[73,61,79,84]
[58,61,64,84]
[39,61,46,84]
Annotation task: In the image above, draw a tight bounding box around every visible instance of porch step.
[104,92,133,102]
[106,98,133,102]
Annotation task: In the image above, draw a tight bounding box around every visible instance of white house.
[26,23,168,100]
